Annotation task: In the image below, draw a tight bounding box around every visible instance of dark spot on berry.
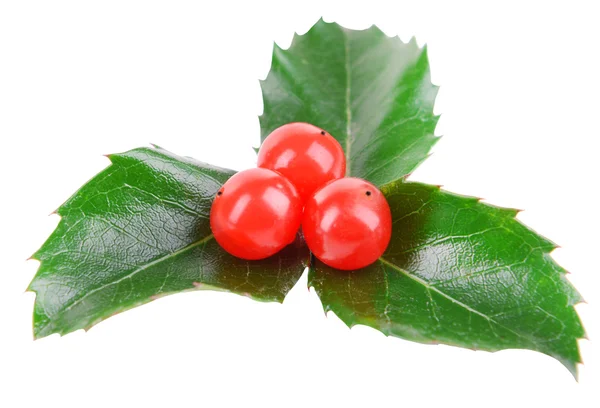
[217,191,223,196]
[365,191,372,196]
[320,130,326,135]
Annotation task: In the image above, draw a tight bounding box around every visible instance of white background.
[1,1,598,406]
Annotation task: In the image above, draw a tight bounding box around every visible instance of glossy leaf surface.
[309,181,584,376]
[29,19,584,379]
[29,147,309,338]
[259,18,583,377]
[260,19,439,186]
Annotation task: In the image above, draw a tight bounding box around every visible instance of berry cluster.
[210,123,392,270]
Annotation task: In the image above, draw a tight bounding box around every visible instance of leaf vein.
[58,234,215,316]
[344,31,353,176]
[378,257,538,346]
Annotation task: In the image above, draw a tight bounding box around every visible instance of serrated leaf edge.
[27,146,300,339]
[308,180,585,379]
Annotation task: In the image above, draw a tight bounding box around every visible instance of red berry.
[257,122,346,203]
[302,177,392,270]
[210,168,302,260]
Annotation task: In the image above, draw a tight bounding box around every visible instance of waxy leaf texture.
[309,181,584,376]
[29,19,583,377]
[262,20,584,376]
[29,147,308,338]
[260,19,439,186]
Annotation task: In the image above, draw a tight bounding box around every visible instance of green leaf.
[29,146,309,338]
[260,19,439,186]
[259,18,583,377]
[309,181,584,376]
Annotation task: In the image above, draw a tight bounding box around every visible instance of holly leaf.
[308,181,584,377]
[260,19,439,185]
[29,18,584,380]
[29,146,309,338]
[259,18,583,377]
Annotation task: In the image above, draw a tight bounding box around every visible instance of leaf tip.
[314,16,331,30]
[102,153,120,164]
[32,329,44,341]
[566,362,580,381]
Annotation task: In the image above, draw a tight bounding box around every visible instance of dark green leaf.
[29,146,309,338]
[260,19,439,186]
[309,181,584,376]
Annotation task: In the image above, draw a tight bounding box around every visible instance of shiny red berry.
[210,168,302,260]
[257,122,346,203]
[302,177,392,270]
